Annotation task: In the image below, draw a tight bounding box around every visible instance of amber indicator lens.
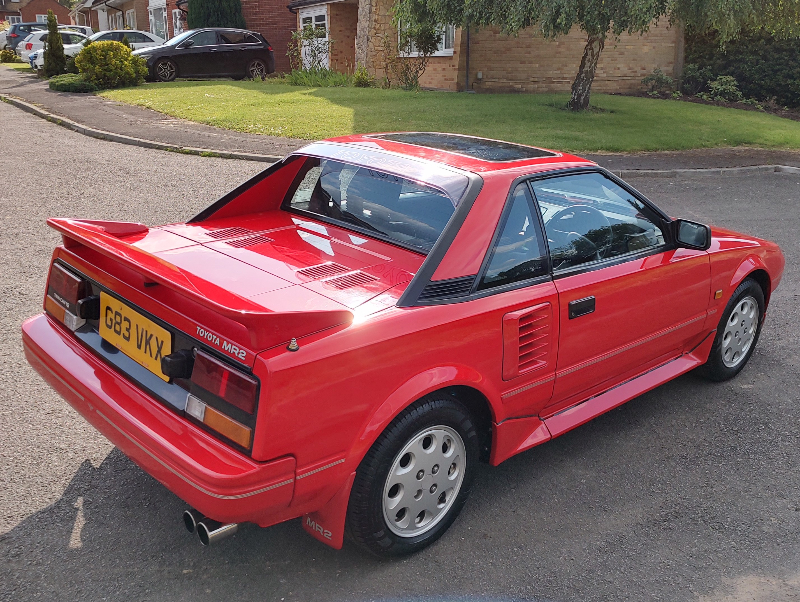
[48,263,88,312]
[190,350,258,414]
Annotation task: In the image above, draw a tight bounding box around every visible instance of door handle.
[568,296,595,319]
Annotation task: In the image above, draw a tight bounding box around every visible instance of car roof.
[323,132,596,174]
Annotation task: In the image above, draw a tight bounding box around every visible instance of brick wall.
[20,0,70,24]
[328,2,357,73]
[241,0,297,73]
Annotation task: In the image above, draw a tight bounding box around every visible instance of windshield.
[284,157,459,253]
[164,30,196,46]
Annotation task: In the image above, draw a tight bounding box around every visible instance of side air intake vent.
[297,262,350,280]
[502,303,552,380]
[226,234,274,248]
[325,271,378,290]
[417,276,475,302]
[207,227,254,239]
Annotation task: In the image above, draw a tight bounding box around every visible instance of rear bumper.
[22,313,296,525]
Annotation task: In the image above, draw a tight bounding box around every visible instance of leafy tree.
[402,0,800,110]
[43,10,66,78]
[390,0,443,89]
[187,0,246,29]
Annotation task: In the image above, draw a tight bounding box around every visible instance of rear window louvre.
[225,234,274,248]
[324,271,378,290]
[297,262,349,280]
[208,227,254,239]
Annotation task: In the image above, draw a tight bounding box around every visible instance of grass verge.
[2,63,34,73]
[99,80,800,152]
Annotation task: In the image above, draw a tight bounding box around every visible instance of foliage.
[65,55,79,74]
[0,48,22,63]
[287,25,334,71]
[75,41,147,88]
[121,35,131,49]
[679,63,714,96]
[101,82,800,151]
[698,75,744,102]
[390,0,442,90]
[396,0,800,110]
[43,10,66,78]
[685,28,800,108]
[0,20,9,32]
[353,64,375,87]
[284,68,351,87]
[642,68,675,96]
[186,0,246,28]
[48,73,98,92]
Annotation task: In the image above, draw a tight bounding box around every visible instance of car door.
[172,29,220,76]
[530,171,711,414]
[216,30,250,75]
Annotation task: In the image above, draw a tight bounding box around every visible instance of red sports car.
[23,133,784,557]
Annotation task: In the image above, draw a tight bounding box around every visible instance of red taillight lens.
[9,33,19,38]
[267,46,273,51]
[46,263,91,330]
[190,350,258,414]
[25,43,32,50]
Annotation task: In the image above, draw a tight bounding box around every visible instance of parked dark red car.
[23,133,784,556]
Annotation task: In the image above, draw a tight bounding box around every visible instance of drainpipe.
[463,23,473,93]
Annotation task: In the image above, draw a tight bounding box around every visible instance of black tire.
[247,59,267,80]
[346,394,479,557]
[698,277,765,382]
[154,58,177,82]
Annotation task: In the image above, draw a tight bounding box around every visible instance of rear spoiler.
[48,218,353,351]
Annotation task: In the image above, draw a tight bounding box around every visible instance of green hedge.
[49,73,98,93]
[685,28,800,108]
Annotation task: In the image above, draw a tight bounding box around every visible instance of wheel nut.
[431,464,439,475]
[416,470,425,480]
[430,484,437,494]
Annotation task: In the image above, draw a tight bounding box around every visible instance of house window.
[126,9,136,29]
[109,11,123,29]
[399,24,455,57]
[36,14,48,23]
[148,6,167,40]
[8,16,22,25]
[171,9,185,37]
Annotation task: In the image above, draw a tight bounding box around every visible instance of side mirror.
[673,219,711,251]
[179,39,194,49]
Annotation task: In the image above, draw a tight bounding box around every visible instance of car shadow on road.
[0,366,793,602]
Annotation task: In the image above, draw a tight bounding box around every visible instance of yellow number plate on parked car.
[99,292,172,382]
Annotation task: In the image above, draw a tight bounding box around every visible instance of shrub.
[65,56,78,74]
[353,64,374,87]
[187,0,246,29]
[699,75,743,102]
[48,73,98,93]
[43,9,66,77]
[0,48,21,63]
[685,28,800,108]
[641,68,674,96]
[679,63,713,96]
[284,68,351,87]
[120,34,131,48]
[75,41,147,88]
[288,25,333,71]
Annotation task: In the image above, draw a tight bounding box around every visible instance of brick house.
[1,0,70,25]
[286,0,684,93]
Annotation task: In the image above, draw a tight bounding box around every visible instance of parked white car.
[79,29,164,50]
[0,29,7,50]
[17,30,88,63]
[61,25,94,37]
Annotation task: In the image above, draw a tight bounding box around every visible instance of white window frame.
[8,16,22,25]
[171,9,184,37]
[125,9,136,29]
[36,14,48,23]
[148,0,167,41]
[399,23,455,58]
[110,11,123,30]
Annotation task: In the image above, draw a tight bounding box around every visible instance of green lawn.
[2,62,34,73]
[100,80,800,152]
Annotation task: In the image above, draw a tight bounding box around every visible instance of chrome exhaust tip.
[197,519,238,546]
[183,509,205,534]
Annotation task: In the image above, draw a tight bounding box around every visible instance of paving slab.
[3,65,800,170]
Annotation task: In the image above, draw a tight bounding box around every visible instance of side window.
[125,32,147,43]
[189,30,218,46]
[479,183,548,290]
[531,173,665,272]
[219,31,246,44]
[97,33,115,41]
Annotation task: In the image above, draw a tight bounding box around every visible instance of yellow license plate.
[99,292,172,382]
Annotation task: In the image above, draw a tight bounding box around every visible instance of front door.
[298,6,329,69]
[529,172,711,414]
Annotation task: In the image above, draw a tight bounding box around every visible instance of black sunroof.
[374,132,558,162]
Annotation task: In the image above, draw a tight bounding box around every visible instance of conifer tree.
[43,9,66,78]
[187,0,246,29]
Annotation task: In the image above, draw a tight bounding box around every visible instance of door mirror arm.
[673,219,711,251]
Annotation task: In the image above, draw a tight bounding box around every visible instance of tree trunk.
[568,35,605,111]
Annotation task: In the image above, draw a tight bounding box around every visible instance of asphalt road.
[1,101,799,602]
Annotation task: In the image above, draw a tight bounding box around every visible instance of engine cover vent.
[297,262,350,280]
[418,276,475,302]
[207,227,254,239]
[226,234,274,248]
[325,271,379,290]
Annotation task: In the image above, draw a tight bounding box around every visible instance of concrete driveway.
[1,101,798,602]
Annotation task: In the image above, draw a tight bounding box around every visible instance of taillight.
[267,46,273,51]
[45,262,96,331]
[25,43,32,50]
[9,33,18,38]
[191,350,257,414]
[183,350,257,449]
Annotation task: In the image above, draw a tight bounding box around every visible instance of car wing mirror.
[673,219,711,251]
[179,39,194,49]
